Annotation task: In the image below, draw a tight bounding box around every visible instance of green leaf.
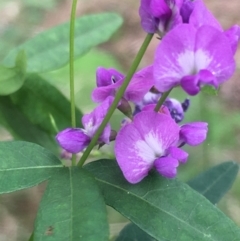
[28,233,34,241]
[116,223,156,241]
[0,51,26,95]
[3,13,123,73]
[201,85,218,96]
[34,168,109,241]
[86,159,240,241]
[0,141,61,194]
[9,73,82,136]
[188,161,239,204]
[0,96,58,154]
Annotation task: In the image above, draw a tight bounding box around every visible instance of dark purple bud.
[181,98,190,112]
[164,98,184,123]
[117,98,133,119]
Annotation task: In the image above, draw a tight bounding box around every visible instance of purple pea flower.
[154,24,235,95]
[139,0,183,35]
[115,110,207,184]
[56,96,114,154]
[92,66,154,103]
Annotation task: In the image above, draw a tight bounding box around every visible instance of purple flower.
[56,96,113,153]
[92,66,154,103]
[139,0,183,35]
[115,111,207,183]
[154,24,235,95]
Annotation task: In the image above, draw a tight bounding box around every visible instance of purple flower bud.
[179,122,208,146]
[117,98,133,119]
[56,128,90,154]
[181,98,190,112]
[164,98,188,123]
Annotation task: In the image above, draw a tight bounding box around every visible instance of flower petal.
[150,0,170,18]
[154,156,179,178]
[180,122,208,146]
[180,74,200,95]
[224,25,240,54]
[139,0,158,33]
[189,0,222,30]
[99,123,111,144]
[56,128,90,153]
[115,123,155,184]
[195,25,235,84]
[133,111,180,153]
[91,80,123,103]
[154,24,196,92]
[96,67,124,87]
[82,96,114,141]
[167,146,188,163]
[124,65,154,102]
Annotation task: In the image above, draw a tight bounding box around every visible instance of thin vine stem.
[77,33,154,167]
[154,88,173,112]
[69,0,78,166]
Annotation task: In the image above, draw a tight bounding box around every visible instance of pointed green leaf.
[0,51,26,95]
[34,168,109,241]
[3,13,123,73]
[0,141,61,194]
[28,233,34,241]
[116,223,156,241]
[9,74,83,135]
[201,85,219,96]
[0,96,58,154]
[86,159,240,241]
[188,161,239,204]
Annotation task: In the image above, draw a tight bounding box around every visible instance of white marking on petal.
[145,131,164,157]
[134,131,164,165]
[134,139,156,164]
[195,49,212,71]
[85,119,93,131]
[177,50,195,75]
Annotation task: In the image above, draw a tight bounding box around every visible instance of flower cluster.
[56,0,239,184]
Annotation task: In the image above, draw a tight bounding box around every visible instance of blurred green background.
[0,0,240,240]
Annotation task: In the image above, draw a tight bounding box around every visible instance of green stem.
[154,88,172,112]
[78,33,154,167]
[69,0,78,166]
